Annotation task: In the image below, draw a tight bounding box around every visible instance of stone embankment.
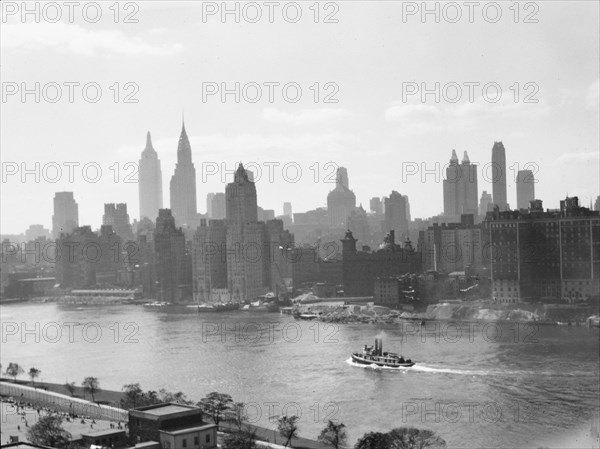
[293,300,596,325]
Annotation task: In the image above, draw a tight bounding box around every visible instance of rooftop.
[82,429,126,438]
[0,444,56,449]
[159,424,216,435]
[132,403,200,417]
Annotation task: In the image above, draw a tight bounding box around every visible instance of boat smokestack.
[375,338,382,356]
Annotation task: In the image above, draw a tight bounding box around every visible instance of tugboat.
[351,338,415,368]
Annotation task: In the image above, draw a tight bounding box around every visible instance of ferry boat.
[351,338,415,368]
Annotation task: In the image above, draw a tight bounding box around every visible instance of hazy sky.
[1,1,599,234]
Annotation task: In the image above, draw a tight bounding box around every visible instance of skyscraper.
[491,141,508,211]
[327,167,356,226]
[516,170,535,210]
[52,192,78,238]
[192,218,228,303]
[207,192,226,219]
[479,190,493,216]
[206,193,215,217]
[170,121,197,227]
[384,191,409,241]
[283,202,292,218]
[443,150,478,217]
[226,164,258,227]
[103,203,133,240]
[369,197,383,215]
[225,163,265,300]
[154,209,191,303]
[138,131,163,221]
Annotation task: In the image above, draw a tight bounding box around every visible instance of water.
[1,303,599,448]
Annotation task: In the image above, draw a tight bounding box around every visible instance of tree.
[121,383,146,409]
[27,415,72,448]
[318,420,347,449]
[28,367,41,386]
[82,377,100,402]
[159,388,192,404]
[387,427,446,449]
[226,402,248,432]
[354,432,392,449]
[5,362,24,382]
[277,415,300,448]
[64,382,76,397]
[222,429,257,449]
[197,392,233,430]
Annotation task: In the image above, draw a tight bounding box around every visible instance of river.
[1,302,598,448]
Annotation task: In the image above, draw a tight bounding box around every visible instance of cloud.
[384,90,552,135]
[553,151,599,165]
[261,108,353,125]
[1,22,183,56]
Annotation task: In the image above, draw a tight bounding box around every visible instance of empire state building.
[170,121,198,227]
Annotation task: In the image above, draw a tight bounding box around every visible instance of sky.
[1,1,599,234]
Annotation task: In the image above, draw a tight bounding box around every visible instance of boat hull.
[351,353,415,368]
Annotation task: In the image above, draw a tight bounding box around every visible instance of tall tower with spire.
[170,121,198,227]
[491,141,508,211]
[139,131,163,221]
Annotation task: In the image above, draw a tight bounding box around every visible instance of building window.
[206,434,210,443]
[194,436,199,446]
[183,439,187,448]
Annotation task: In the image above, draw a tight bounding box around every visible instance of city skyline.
[4,135,599,239]
[2,2,599,234]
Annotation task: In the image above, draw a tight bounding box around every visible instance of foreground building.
[128,403,216,449]
[488,197,599,303]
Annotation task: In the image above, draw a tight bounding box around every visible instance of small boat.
[143,301,171,308]
[351,338,415,368]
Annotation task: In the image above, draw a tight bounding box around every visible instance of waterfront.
[1,302,599,448]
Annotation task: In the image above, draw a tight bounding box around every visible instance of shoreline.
[4,298,598,327]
